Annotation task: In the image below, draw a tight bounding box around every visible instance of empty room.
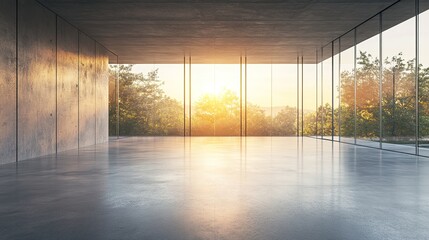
[1,0,429,239]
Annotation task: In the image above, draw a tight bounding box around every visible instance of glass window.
[191,62,241,136]
[382,0,416,154]
[339,31,356,144]
[333,40,340,141]
[419,1,429,156]
[247,62,272,136]
[322,44,333,140]
[303,63,317,137]
[272,64,298,136]
[316,55,323,138]
[355,16,381,147]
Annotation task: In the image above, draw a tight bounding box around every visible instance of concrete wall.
[96,44,109,144]
[0,0,111,164]
[57,17,79,152]
[78,33,96,148]
[0,0,16,164]
[18,0,57,160]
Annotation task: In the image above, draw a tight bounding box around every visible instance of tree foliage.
[109,53,429,140]
[109,65,183,136]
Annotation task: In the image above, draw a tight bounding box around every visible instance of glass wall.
[303,64,317,136]
[355,16,380,147]
[316,55,323,138]
[382,0,416,154]
[117,64,185,136]
[108,62,118,137]
[191,63,241,136]
[322,44,333,140]
[333,40,340,141]
[419,0,429,156]
[328,0,426,156]
[110,61,305,137]
[106,0,429,156]
[246,63,272,136]
[339,31,356,144]
[272,64,298,136]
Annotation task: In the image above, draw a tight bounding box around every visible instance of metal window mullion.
[339,38,342,142]
[189,55,191,136]
[301,56,304,137]
[416,0,420,155]
[379,13,383,149]
[354,29,357,145]
[239,56,242,136]
[183,56,186,137]
[245,55,248,136]
[297,56,300,137]
[321,48,324,138]
[332,41,335,141]
[316,50,319,137]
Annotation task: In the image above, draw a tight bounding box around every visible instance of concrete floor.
[1,137,429,240]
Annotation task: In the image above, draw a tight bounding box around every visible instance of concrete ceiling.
[39,0,399,64]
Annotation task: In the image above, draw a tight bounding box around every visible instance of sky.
[132,63,317,110]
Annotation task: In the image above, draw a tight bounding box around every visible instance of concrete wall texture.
[0,0,16,164]
[78,33,96,148]
[57,17,79,152]
[96,44,109,145]
[0,0,111,163]
[18,0,57,161]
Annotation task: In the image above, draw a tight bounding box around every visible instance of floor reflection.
[0,137,428,240]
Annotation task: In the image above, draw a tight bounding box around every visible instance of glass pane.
[272,64,298,136]
[382,0,416,154]
[247,63,272,136]
[419,0,429,156]
[316,57,323,138]
[191,63,240,136]
[322,44,333,140]
[333,40,340,141]
[115,64,184,136]
[303,64,317,136]
[356,16,380,147]
[109,63,117,137]
[339,31,356,144]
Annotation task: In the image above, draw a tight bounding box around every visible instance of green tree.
[272,106,297,136]
[245,103,271,136]
[192,90,240,136]
[109,65,183,136]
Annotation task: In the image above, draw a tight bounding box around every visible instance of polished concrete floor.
[1,137,429,240]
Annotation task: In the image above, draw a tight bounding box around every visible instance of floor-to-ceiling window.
[303,63,317,137]
[355,16,381,147]
[381,0,416,154]
[109,60,306,137]
[419,0,429,156]
[246,62,272,136]
[272,64,298,136]
[110,63,184,136]
[316,55,323,138]
[339,31,356,144]
[191,63,241,136]
[333,40,341,141]
[322,44,333,140]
